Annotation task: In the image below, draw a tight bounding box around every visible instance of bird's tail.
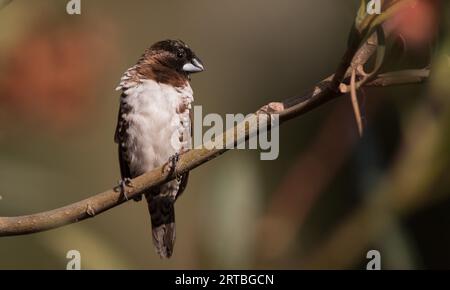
[145,194,176,259]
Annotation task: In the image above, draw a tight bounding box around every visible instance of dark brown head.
[136,40,204,87]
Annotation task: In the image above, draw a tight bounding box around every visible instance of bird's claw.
[164,153,180,180]
[114,178,133,200]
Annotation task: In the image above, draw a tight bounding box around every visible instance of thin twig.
[350,68,365,137]
[365,69,431,87]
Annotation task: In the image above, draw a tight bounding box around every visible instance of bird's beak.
[182,58,205,73]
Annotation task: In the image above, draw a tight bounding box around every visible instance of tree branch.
[0,73,428,236]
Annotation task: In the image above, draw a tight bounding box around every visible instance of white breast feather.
[122,79,193,176]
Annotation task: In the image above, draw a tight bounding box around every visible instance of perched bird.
[114,40,204,258]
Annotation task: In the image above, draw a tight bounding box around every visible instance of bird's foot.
[114,178,133,200]
[163,153,180,180]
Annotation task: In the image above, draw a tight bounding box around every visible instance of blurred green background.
[0,0,449,269]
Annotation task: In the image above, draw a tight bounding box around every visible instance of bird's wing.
[114,95,132,180]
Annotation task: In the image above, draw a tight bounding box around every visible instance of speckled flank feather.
[115,64,140,91]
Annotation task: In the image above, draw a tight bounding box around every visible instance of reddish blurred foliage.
[0,22,117,132]
[384,0,440,49]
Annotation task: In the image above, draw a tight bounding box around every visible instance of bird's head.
[133,40,204,87]
[147,39,204,75]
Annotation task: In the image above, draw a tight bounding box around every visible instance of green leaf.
[355,0,368,32]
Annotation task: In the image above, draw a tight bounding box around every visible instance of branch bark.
[0,24,430,237]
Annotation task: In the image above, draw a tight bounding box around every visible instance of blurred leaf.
[0,0,12,10]
[355,0,417,38]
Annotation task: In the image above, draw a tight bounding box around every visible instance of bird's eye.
[177,51,184,58]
